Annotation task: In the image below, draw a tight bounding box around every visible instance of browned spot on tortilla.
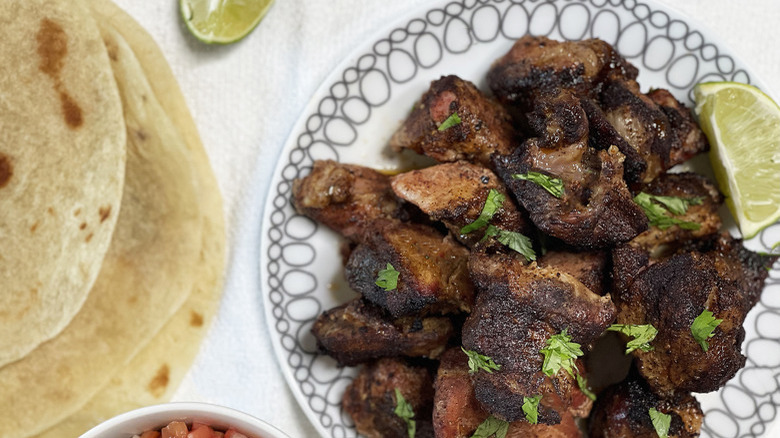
[59,90,83,128]
[190,311,204,327]
[74,208,81,216]
[0,154,12,188]
[99,205,111,223]
[147,364,170,397]
[85,232,93,243]
[36,19,67,77]
[105,41,118,61]
[79,222,87,230]
[30,222,39,233]
[36,18,84,129]
[47,207,55,215]
[135,129,147,141]
[141,94,147,102]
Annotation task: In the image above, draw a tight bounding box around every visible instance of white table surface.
[110,1,780,436]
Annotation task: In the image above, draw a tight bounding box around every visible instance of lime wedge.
[694,81,780,239]
[180,0,274,45]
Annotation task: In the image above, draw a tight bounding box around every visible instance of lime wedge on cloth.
[694,82,780,239]
[180,0,273,44]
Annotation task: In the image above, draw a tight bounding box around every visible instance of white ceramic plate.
[260,1,780,437]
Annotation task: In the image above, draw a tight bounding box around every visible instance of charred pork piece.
[581,98,647,186]
[434,348,584,438]
[391,161,531,248]
[598,79,674,184]
[630,172,723,254]
[343,358,435,438]
[589,374,703,438]
[461,252,614,423]
[612,233,776,397]
[538,250,609,296]
[345,219,473,317]
[681,234,778,308]
[647,88,709,167]
[494,88,647,248]
[487,36,637,114]
[389,75,516,168]
[597,81,710,185]
[291,160,406,241]
[311,298,454,366]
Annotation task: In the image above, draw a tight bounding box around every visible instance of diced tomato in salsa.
[137,421,255,438]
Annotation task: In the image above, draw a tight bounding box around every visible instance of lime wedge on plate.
[694,82,780,239]
[180,0,274,44]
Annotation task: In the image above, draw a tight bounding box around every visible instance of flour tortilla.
[0,0,126,367]
[32,3,227,435]
[0,15,204,437]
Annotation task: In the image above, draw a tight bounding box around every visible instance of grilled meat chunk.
[389,75,517,167]
[343,358,435,438]
[599,80,674,184]
[581,97,647,187]
[612,233,775,396]
[391,161,531,248]
[434,348,584,438]
[345,219,473,317]
[488,36,637,114]
[494,89,647,248]
[538,250,609,295]
[311,298,454,366]
[291,160,406,241]
[597,82,710,185]
[589,374,703,438]
[630,172,723,254]
[647,88,709,167]
[461,252,614,423]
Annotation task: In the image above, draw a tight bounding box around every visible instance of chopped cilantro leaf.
[483,225,536,262]
[471,415,509,438]
[540,329,583,377]
[649,408,671,438]
[461,189,505,234]
[522,395,543,424]
[651,195,704,215]
[607,324,658,354]
[512,172,564,198]
[691,309,723,352]
[462,347,501,374]
[633,192,702,230]
[375,263,399,291]
[394,388,416,438]
[438,113,462,131]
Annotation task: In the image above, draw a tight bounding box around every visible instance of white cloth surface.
[109,1,780,437]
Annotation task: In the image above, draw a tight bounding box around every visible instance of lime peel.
[694,81,780,239]
[180,0,274,45]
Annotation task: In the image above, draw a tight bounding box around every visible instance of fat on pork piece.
[311,298,454,366]
[345,219,474,317]
[389,75,517,168]
[343,358,435,438]
[391,161,532,248]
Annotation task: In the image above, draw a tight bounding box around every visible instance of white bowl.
[79,402,292,438]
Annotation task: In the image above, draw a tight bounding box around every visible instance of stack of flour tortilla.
[0,0,226,436]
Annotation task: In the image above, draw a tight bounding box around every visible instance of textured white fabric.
[109,1,780,436]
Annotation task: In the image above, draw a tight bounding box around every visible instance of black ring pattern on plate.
[263,0,778,437]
